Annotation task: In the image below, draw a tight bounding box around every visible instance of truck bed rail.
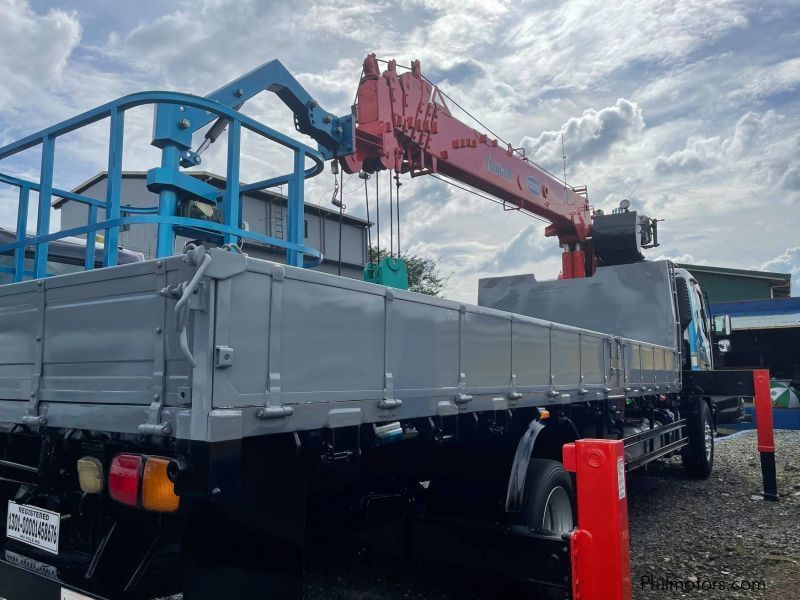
[0,249,680,442]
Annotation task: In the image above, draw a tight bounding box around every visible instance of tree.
[368,245,448,297]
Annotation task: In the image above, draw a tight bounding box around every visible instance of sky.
[0,0,798,301]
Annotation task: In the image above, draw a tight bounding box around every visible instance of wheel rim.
[704,420,713,462]
[542,486,574,533]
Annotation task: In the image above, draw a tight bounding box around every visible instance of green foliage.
[368,245,447,296]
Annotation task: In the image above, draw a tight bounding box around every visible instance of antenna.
[561,132,568,187]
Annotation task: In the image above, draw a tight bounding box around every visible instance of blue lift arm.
[0,59,359,281]
[146,59,355,264]
[175,60,355,164]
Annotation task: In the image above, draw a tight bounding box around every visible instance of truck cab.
[674,267,714,371]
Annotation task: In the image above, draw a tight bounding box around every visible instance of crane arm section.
[177,59,354,163]
[341,54,591,247]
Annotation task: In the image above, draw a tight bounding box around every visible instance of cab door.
[687,280,713,370]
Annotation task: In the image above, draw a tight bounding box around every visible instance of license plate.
[5,501,60,555]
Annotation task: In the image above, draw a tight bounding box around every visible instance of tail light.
[142,457,180,512]
[77,456,104,494]
[108,454,180,512]
[109,454,143,507]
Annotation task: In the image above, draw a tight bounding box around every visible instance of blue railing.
[0,90,326,283]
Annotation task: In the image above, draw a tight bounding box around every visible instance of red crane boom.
[341,54,595,278]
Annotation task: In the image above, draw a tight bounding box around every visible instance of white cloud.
[466,222,555,274]
[0,0,82,109]
[655,110,785,175]
[761,247,800,296]
[730,57,800,102]
[522,98,645,169]
[503,1,750,94]
[654,253,707,265]
[779,162,800,204]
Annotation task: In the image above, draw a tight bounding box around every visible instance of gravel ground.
[303,430,800,599]
[628,429,800,600]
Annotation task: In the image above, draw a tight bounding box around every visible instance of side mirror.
[718,339,731,353]
[713,314,732,336]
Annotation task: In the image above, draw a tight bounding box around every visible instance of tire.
[516,459,575,600]
[519,458,576,533]
[681,399,714,478]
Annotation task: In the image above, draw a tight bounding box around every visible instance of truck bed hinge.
[378,398,402,409]
[138,421,171,435]
[256,405,294,419]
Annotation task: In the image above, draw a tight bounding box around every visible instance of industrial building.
[54,171,370,279]
[681,263,798,385]
[677,263,791,302]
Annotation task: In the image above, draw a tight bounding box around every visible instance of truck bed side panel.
[207,252,680,441]
[0,252,680,440]
[0,260,196,430]
[0,284,40,401]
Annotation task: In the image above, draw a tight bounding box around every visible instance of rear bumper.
[0,545,106,599]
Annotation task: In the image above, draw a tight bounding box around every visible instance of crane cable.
[375,173,380,262]
[364,176,372,257]
[388,170,394,257]
[337,169,344,276]
[394,171,402,256]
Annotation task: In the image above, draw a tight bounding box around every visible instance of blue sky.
[0,0,798,300]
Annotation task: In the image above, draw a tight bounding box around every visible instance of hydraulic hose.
[175,245,211,368]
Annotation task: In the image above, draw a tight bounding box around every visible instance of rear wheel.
[682,399,714,478]
[520,459,575,533]
[518,459,575,600]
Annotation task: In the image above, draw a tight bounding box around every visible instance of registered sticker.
[617,457,626,500]
[6,501,60,555]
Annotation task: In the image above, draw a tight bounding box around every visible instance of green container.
[363,257,409,290]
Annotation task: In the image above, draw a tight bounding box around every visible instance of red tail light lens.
[109,454,143,506]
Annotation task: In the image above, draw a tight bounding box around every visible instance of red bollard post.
[753,369,778,501]
[563,439,631,600]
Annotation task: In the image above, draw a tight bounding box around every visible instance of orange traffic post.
[563,439,631,600]
[753,369,778,501]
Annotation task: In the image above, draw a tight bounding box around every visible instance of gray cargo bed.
[0,250,679,443]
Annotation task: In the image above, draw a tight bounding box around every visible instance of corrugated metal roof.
[678,262,791,282]
[711,297,800,330]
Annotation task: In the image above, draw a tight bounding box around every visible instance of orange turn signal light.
[141,457,180,513]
